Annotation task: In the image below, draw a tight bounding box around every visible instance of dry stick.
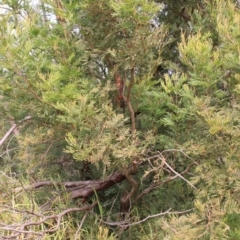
[0,125,17,148]
[0,116,32,148]
[0,204,43,217]
[0,202,97,239]
[5,134,17,161]
[101,208,193,227]
[74,212,88,240]
[159,154,197,190]
[14,170,127,200]
[135,161,196,202]
[1,228,43,239]
[9,120,19,135]
[135,175,177,203]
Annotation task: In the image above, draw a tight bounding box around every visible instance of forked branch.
[0,202,97,239]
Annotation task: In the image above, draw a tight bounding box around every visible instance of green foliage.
[157,0,240,239]
[1,0,240,239]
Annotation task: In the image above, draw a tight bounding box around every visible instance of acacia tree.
[1,0,239,239]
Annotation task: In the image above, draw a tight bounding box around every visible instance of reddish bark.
[115,73,125,109]
[31,171,126,199]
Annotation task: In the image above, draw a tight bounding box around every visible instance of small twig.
[5,134,16,161]
[0,116,32,148]
[159,154,197,190]
[136,161,196,202]
[107,190,120,221]
[0,205,42,217]
[0,148,18,159]
[0,202,97,239]
[102,208,193,227]
[74,212,88,240]
[0,125,17,148]
[0,172,18,182]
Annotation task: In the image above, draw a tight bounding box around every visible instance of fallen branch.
[101,208,193,227]
[15,150,197,202]
[15,170,127,200]
[0,202,97,239]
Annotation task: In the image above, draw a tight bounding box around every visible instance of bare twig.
[159,154,197,190]
[74,212,88,240]
[101,208,193,227]
[0,116,32,148]
[136,161,196,202]
[0,202,97,239]
[0,204,42,218]
[0,148,18,158]
[0,125,17,148]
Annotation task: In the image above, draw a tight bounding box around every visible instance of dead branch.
[2,150,197,238]
[14,170,127,200]
[136,161,197,202]
[0,202,97,239]
[0,116,32,148]
[74,212,88,240]
[101,208,193,227]
[14,150,197,204]
[70,170,127,199]
[158,152,197,190]
[0,125,17,148]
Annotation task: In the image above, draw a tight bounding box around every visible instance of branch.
[0,125,17,148]
[120,161,138,214]
[122,68,136,133]
[0,202,97,239]
[0,116,32,148]
[15,170,127,200]
[161,154,197,190]
[74,212,88,240]
[101,208,193,227]
[136,161,196,202]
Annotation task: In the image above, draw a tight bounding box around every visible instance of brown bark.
[115,73,125,109]
[28,170,126,200]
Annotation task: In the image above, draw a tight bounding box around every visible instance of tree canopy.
[0,0,240,239]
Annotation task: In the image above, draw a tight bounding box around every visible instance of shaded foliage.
[0,0,240,239]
